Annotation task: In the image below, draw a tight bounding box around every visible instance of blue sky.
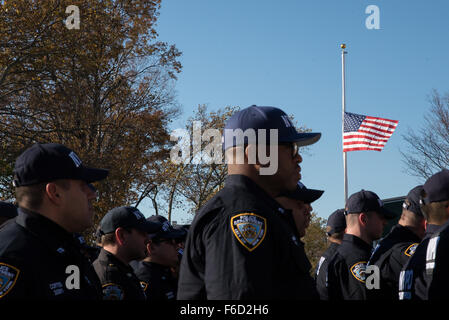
[143,0,449,223]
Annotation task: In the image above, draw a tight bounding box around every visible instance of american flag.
[343,112,398,152]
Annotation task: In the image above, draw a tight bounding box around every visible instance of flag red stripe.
[365,116,399,124]
[343,141,385,147]
[357,129,393,138]
[343,134,389,142]
[343,147,382,152]
[360,124,395,135]
[363,119,398,130]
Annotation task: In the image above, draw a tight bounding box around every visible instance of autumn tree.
[0,0,182,240]
[144,105,238,221]
[401,90,449,179]
[302,212,328,275]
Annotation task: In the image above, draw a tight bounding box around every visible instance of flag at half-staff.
[343,111,398,152]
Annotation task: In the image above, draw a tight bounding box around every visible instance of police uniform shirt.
[315,242,339,279]
[322,234,373,300]
[0,208,101,300]
[93,248,146,300]
[131,260,177,300]
[399,224,442,300]
[367,224,420,300]
[177,174,319,300]
[417,221,449,300]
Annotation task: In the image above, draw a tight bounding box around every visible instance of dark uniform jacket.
[317,234,372,300]
[315,242,339,279]
[177,174,318,300]
[93,248,146,300]
[0,208,101,300]
[426,220,449,299]
[131,260,177,300]
[399,224,441,300]
[367,224,420,300]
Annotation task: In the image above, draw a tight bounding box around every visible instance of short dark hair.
[100,227,133,246]
[15,180,71,211]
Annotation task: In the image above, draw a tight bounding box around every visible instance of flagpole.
[341,43,348,206]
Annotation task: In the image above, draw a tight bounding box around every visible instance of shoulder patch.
[102,283,124,300]
[350,261,367,283]
[231,213,267,252]
[0,263,20,298]
[140,281,148,292]
[404,243,419,257]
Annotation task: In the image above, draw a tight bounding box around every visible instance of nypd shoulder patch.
[350,261,367,283]
[0,263,20,298]
[404,243,419,257]
[230,213,267,252]
[102,283,124,300]
[140,281,148,292]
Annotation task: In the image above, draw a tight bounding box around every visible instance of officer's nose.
[294,152,302,164]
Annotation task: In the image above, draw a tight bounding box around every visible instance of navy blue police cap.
[13,143,109,187]
[346,190,396,219]
[99,206,161,235]
[222,105,321,150]
[326,209,346,236]
[146,215,187,240]
[278,181,324,204]
[421,169,449,205]
[403,185,424,216]
[0,201,18,219]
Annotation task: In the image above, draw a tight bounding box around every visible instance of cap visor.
[303,189,324,203]
[81,167,109,183]
[279,188,324,203]
[291,132,321,147]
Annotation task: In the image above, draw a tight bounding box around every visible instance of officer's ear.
[115,227,130,246]
[359,212,368,226]
[245,144,257,165]
[45,182,63,205]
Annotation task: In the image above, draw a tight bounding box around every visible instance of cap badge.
[280,115,293,128]
[132,210,144,220]
[68,151,82,167]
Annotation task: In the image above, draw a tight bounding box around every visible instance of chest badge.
[350,261,367,283]
[102,283,124,300]
[231,213,267,252]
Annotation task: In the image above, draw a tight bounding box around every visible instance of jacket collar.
[389,224,421,243]
[16,207,78,254]
[342,234,373,253]
[225,174,285,213]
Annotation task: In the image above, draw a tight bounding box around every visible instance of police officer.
[276,181,324,238]
[0,143,108,299]
[399,170,449,300]
[367,185,425,300]
[131,215,185,300]
[0,201,18,226]
[317,190,394,300]
[275,181,323,298]
[93,206,160,300]
[315,209,346,279]
[177,105,321,299]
